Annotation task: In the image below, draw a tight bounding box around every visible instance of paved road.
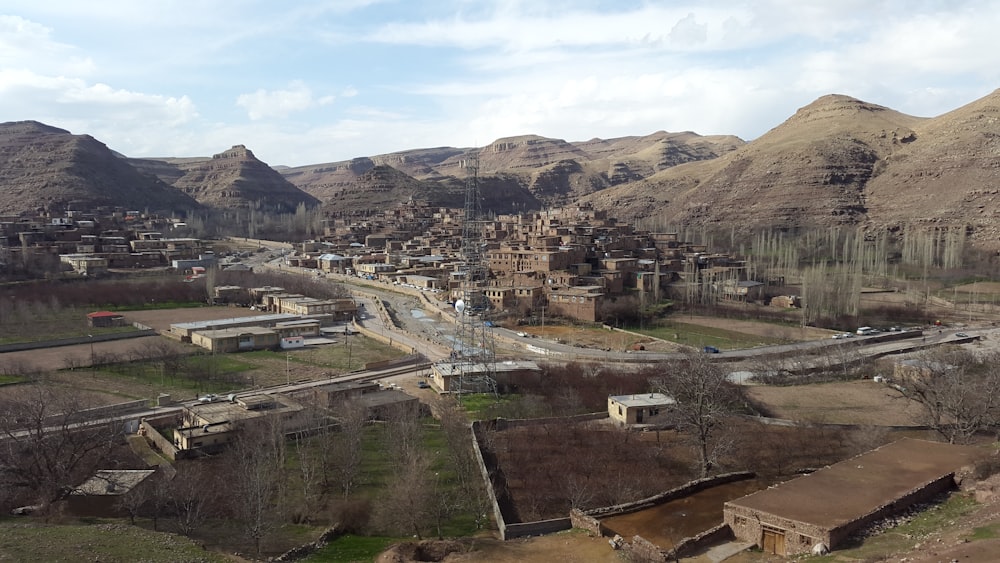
[246,248,994,371]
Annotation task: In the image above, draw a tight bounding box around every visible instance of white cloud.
[236,81,333,120]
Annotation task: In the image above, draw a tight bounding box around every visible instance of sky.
[2,1,999,167]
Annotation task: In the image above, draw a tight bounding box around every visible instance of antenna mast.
[453,152,497,397]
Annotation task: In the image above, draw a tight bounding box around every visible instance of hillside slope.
[0,121,199,214]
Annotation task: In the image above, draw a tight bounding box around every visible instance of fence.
[0,329,156,354]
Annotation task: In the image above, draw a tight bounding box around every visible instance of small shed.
[66,469,157,517]
[87,311,126,328]
[608,393,676,426]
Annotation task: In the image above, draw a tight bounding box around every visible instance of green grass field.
[0,520,230,562]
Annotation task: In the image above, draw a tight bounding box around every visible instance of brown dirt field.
[519,324,684,352]
[676,315,834,341]
[745,380,923,426]
[441,531,624,563]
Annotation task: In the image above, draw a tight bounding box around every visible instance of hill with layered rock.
[279,131,744,211]
[5,89,1000,247]
[131,145,319,213]
[0,121,200,215]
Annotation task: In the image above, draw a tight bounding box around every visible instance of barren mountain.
[280,131,743,212]
[583,90,1000,248]
[133,145,319,213]
[7,90,1000,245]
[584,95,927,231]
[864,89,1000,245]
[0,121,199,215]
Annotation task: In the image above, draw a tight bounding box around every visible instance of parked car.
[417,381,430,389]
[703,346,720,354]
[955,332,969,338]
[198,394,219,403]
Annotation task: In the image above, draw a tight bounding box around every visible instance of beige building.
[607,393,675,425]
[173,394,304,451]
[190,326,279,352]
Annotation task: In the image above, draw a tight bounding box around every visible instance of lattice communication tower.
[452,152,497,396]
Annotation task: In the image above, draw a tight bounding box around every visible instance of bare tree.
[228,417,286,555]
[438,404,491,529]
[900,349,1000,443]
[374,452,434,539]
[0,384,124,510]
[169,464,220,536]
[330,399,368,497]
[652,353,746,477]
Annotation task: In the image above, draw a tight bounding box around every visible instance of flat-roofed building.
[724,438,984,556]
[169,313,300,341]
[191,326,279,352]
[432,360,541,393]
[607,393,676,426]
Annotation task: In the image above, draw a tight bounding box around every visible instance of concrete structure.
[173,395,303,451]
[190,326,279,352]
[169,313,301,341]
[608,393,676,425]
[723,438,983,556]
[67,469,157,517]
[86,310,125,328]
[432,360,541,393]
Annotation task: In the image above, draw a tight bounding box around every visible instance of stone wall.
[672,523,735,559]
[724,473,959,556]
[725,503,827,556]
[827,473,957,551]
[570,508,603,536]
[621,534,669,563]
[138,413,187,461]
[583,471,755,519]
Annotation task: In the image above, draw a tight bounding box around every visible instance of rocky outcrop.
[0,121,199,215]
[166,145,319,212]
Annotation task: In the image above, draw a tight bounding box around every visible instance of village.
[2,200,1000,563]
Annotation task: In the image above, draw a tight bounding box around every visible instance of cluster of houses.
[1,202,782,323]
[0,208,213,276]
[286,201,767,323]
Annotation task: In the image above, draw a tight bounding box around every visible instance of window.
[650,407,660,416]
[618,405,622,415]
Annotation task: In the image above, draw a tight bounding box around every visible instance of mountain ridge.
[4,89,1000,247]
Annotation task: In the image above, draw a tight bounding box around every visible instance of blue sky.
[2,1,998,167]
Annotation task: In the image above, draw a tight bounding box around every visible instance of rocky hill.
[6,89,1000,246]
[0,121,199,215]
[131,145,319,213]
[279,131,744,211]
[582,90,1000,247]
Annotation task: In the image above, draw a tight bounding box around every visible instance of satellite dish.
[454,299,466,314]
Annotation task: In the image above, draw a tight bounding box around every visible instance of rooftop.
[726,438,984,529]
[72,469,156,496]
[609,393,676,407]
